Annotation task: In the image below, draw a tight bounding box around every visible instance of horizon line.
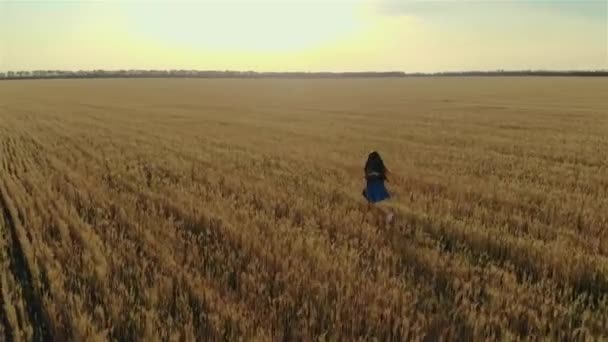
[2,69,608,80]
[2,68,608,74]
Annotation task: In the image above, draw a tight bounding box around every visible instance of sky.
[0,0,606,72]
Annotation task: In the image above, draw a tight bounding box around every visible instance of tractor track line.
[0,186,52,342]
[0,269,15,342]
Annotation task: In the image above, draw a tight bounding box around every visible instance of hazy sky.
[1,0,606,72]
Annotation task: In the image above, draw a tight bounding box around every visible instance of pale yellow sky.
[1,0,606,72]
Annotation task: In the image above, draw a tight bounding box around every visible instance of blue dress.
[363,178,390,203]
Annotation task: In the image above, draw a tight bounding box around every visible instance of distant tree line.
[0,69,607,80]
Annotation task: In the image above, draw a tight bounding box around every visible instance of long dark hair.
[364,151,387,179]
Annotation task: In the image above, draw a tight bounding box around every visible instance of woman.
[362,151,394,225]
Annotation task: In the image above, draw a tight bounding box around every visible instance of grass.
[0,77,607,340]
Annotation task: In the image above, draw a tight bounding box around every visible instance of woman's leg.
[377,203,395,228]
[386,209,394,225]
[362,202,372,223]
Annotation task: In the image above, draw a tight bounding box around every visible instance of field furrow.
[0,154,53,341]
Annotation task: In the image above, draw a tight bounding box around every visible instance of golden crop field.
[0,78,607,340]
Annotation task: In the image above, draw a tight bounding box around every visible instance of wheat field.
[0,78,607,340]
